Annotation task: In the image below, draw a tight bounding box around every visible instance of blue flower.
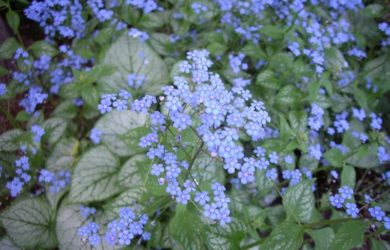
[195,191,210,206]
[31,125,45,143]
[80,206,97,218]
[6,177,24,197]
[308,143,322,160]
[89,128,102,144]
[127,73,146,88]
[345,203,359,218]
[229,53,247,74]
[368,206,385,221]
[78,222,101,247]
[171,112,192,131]
[339,186,353,199]
[329,194,344,208]
[0,83,7,96]
[265,168,278,181]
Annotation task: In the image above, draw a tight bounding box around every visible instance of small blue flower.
[345,203,359,218]
[329,194,344,208]
[0,83,7,96]
[89,128,102,144]
[339,186,354,200]
[368,206,385,221]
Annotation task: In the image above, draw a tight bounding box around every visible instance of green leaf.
[150,222,174,249]
[206,218,247,249]
[255,169,274,195]
[0,198,57,249]
[42,118,67,146]
[276,85,301,107]
[192,152,225,185]
[0,236,19,250]
[28,41,58,57]
[15,111,30,122]
[69,146,121,202]
[99,33,169,95]
[341,165,356,189]
[149,33,171,56]
[122,126,152,153]
[323,148,344,167]
[46,138,79,171]
[363,4,385,18]
[94,110,147,157]
[346,144,379,168]
[0,37,19,59]
[0,129,23,151]
[81,86,100,107]
[288,110,307,134]
[139,11,171,29]
[118,154,149,188]
[241,43,267,59]
[52,100,78,120]
[307,227,335,250]
[6,11,19,34]
[207,42,228,56]
[56,204,87,250]
[369,237,390,250]
[105,187,145,213]
[169,205,205,250]
[283,180,315,223]
[329,220,367,250]
[261,221,303,250]
[259,25,285,40]
[0,66,8,77]
[325,47,348,74]
[256,70,280,90]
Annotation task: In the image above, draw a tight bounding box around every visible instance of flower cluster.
[31,125,45,143]
[25,0,85,39]
[330,185,390,227]
[6,156,31,197]
[128,49,274,224]
[105,207,150,246]
[97,90,132,114]
[38,169,71,193]
[128,73,146,89]
[78,222,101,247]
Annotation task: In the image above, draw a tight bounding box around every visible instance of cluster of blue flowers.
[126,0,160,14]
[38,169,71,193]
[78,222,101,247]
[378,22,390,46]
[330,185,390,229]
[105,207,150,246]
[207,0,366,74]
[97,90,132,114]
[31,125,45,143]
[25,0,85,39]
[78,206,150,247]
[80,205,97,218]
[120,49,275,225]
[128,73,146,88]
[6,156,31,197]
